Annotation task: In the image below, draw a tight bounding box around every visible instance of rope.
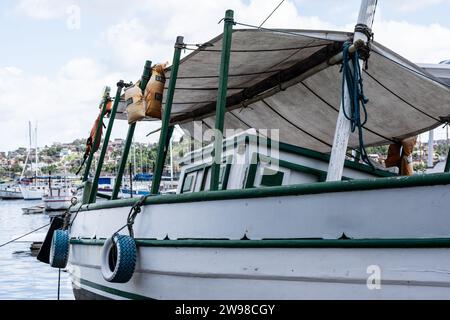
[0,223,51,248]
[114,195,150,238]
[259,0,286,28]
[57,268,61,301]
[340,42,373,168]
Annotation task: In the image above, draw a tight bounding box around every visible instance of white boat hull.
[68,181,450,300]
[20,185,45,200]
[43,197,72,211]
[69,246,450,300]
[0,190,23,200]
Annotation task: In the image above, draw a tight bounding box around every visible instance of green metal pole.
[445,151,450,172]
[112,61,152,200]
[88,81,126,203]
[83,87,111,182]
[151,36,184,195]
[210,10,234,191]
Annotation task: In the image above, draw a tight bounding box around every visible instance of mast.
[170,136,174,185]
[20,121,32,180]
[35,122,38,184]
[326,0,378,182]
[428,130,434,168]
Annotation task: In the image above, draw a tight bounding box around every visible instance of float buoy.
[49,230,70,268]
[101,234,137,283]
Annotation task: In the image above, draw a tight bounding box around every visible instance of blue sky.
[0,0,449,151]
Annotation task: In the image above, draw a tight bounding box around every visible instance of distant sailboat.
[20,122,46,200]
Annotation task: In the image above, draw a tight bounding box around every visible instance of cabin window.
[260,168,285,187]
[200,163,230,191]
[182,173,196,193]
[201,167,211,191]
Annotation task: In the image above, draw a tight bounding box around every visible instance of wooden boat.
[40,1,450,300]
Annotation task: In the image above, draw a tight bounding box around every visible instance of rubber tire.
[49,230,70,268]
[101,235,137,283]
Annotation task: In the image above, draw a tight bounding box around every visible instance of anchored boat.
[0,184,23,200]
[39,1,450,300]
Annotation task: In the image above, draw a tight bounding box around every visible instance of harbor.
[1,0,450,303]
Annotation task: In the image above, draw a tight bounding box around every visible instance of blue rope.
[341,42,373,168]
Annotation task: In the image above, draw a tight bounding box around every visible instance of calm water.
[0,199,74,300]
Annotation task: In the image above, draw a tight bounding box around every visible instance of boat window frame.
[245,153,352,189]
[181,156,233,194]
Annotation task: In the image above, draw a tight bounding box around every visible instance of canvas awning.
[158,28,450,153]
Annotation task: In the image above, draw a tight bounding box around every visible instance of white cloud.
[3,0,450,152]
[389,0,450,12]
[15,0,72,20]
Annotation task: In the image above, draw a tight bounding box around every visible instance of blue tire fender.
[101,234,137,283]
[50,230,70,268]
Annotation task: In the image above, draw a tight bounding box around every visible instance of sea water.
[0,199,74,300]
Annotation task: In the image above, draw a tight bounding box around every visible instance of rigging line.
[363,71,442,123]
[181,43,326,53]
[300,82,396,144]
[234,22,348,43]
[261,99,332,148]
[259,0,286,28]
[0,223,51,248]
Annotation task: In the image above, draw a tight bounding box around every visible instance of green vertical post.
[83,87,111,182]
[210,10,234,191]
[111,61,152,200]
[445,151,450,172]
[151,36,184,195]
[88,81,126,203]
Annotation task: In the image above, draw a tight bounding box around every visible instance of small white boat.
[22,205,45,215]
[0,184,23,200]
[20,184,46,200]
[43,186,76,211]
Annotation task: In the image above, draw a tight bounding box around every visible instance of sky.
[0,0,450,152]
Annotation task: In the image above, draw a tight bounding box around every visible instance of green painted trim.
[446,152,450,173]
[245,153,259,189]
[152,37,184,195]
[112,61,152,200]
[83,87,111,183]
[75,173,450,212]
[221,156,233,191]
[72,275,151,300]
[211,10,234,191]
[70,238,450,249]
[89,82,124,203]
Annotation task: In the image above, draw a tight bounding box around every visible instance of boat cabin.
[177,130,395,194]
